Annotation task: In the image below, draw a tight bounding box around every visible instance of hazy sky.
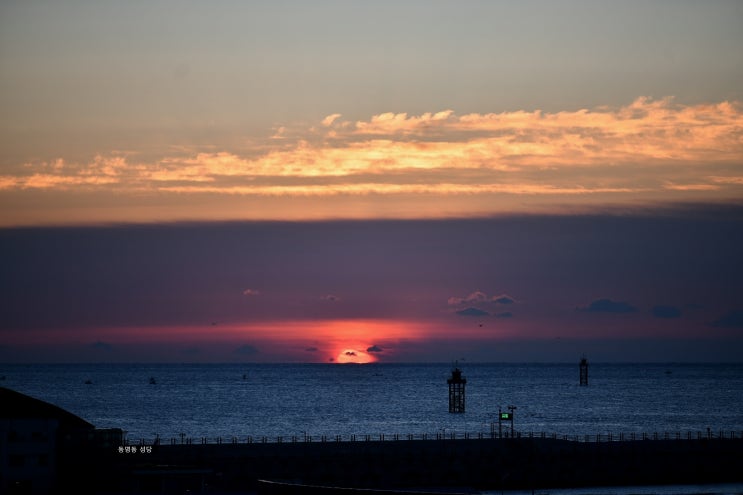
[1,2,742,362]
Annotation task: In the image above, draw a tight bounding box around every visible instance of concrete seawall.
[72,436,743,494]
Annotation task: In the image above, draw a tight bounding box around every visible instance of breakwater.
[126,429,743,446]
[75,434,743,494]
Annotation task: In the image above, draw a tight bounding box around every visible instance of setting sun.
[335,348,377,364]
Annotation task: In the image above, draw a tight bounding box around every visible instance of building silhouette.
[0,386,123,494]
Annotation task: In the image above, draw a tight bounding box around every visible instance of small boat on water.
[149,377,156,385]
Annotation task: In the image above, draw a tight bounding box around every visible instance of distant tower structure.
[447,364,466,413]
[579,355,589,386]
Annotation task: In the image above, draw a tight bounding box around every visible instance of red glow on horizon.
[335,348,377,364]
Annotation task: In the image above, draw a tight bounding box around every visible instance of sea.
[2,362,743,494]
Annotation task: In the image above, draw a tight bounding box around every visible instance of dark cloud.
[321,294,340,302]
[305,347,319,352]
[448,291,487,306]
[2,210,739,332]
[450,292,517,318]
[234,344,259,355]
[496,312,513,318]
[344,351,357,356]
[456,307,490,317]
[367,345,383,353]
[711,310,743,328]
[578,299,637,313]
[651,305,682,318]
[493,296,515,304]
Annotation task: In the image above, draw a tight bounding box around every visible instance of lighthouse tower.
[447,364,466,413]
[579,355,589,386]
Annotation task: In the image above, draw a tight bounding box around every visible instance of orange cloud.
[321,113,342,126]
[2,97,742,225]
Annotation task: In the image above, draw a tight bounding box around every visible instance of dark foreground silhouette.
[99,436,743,494]
[3,386,742,494]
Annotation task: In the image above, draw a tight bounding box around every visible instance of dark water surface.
[2,363,742,443]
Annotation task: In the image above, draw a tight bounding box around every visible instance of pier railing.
[126,429,743,446]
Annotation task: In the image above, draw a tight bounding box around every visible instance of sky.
[1,1,742,363]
